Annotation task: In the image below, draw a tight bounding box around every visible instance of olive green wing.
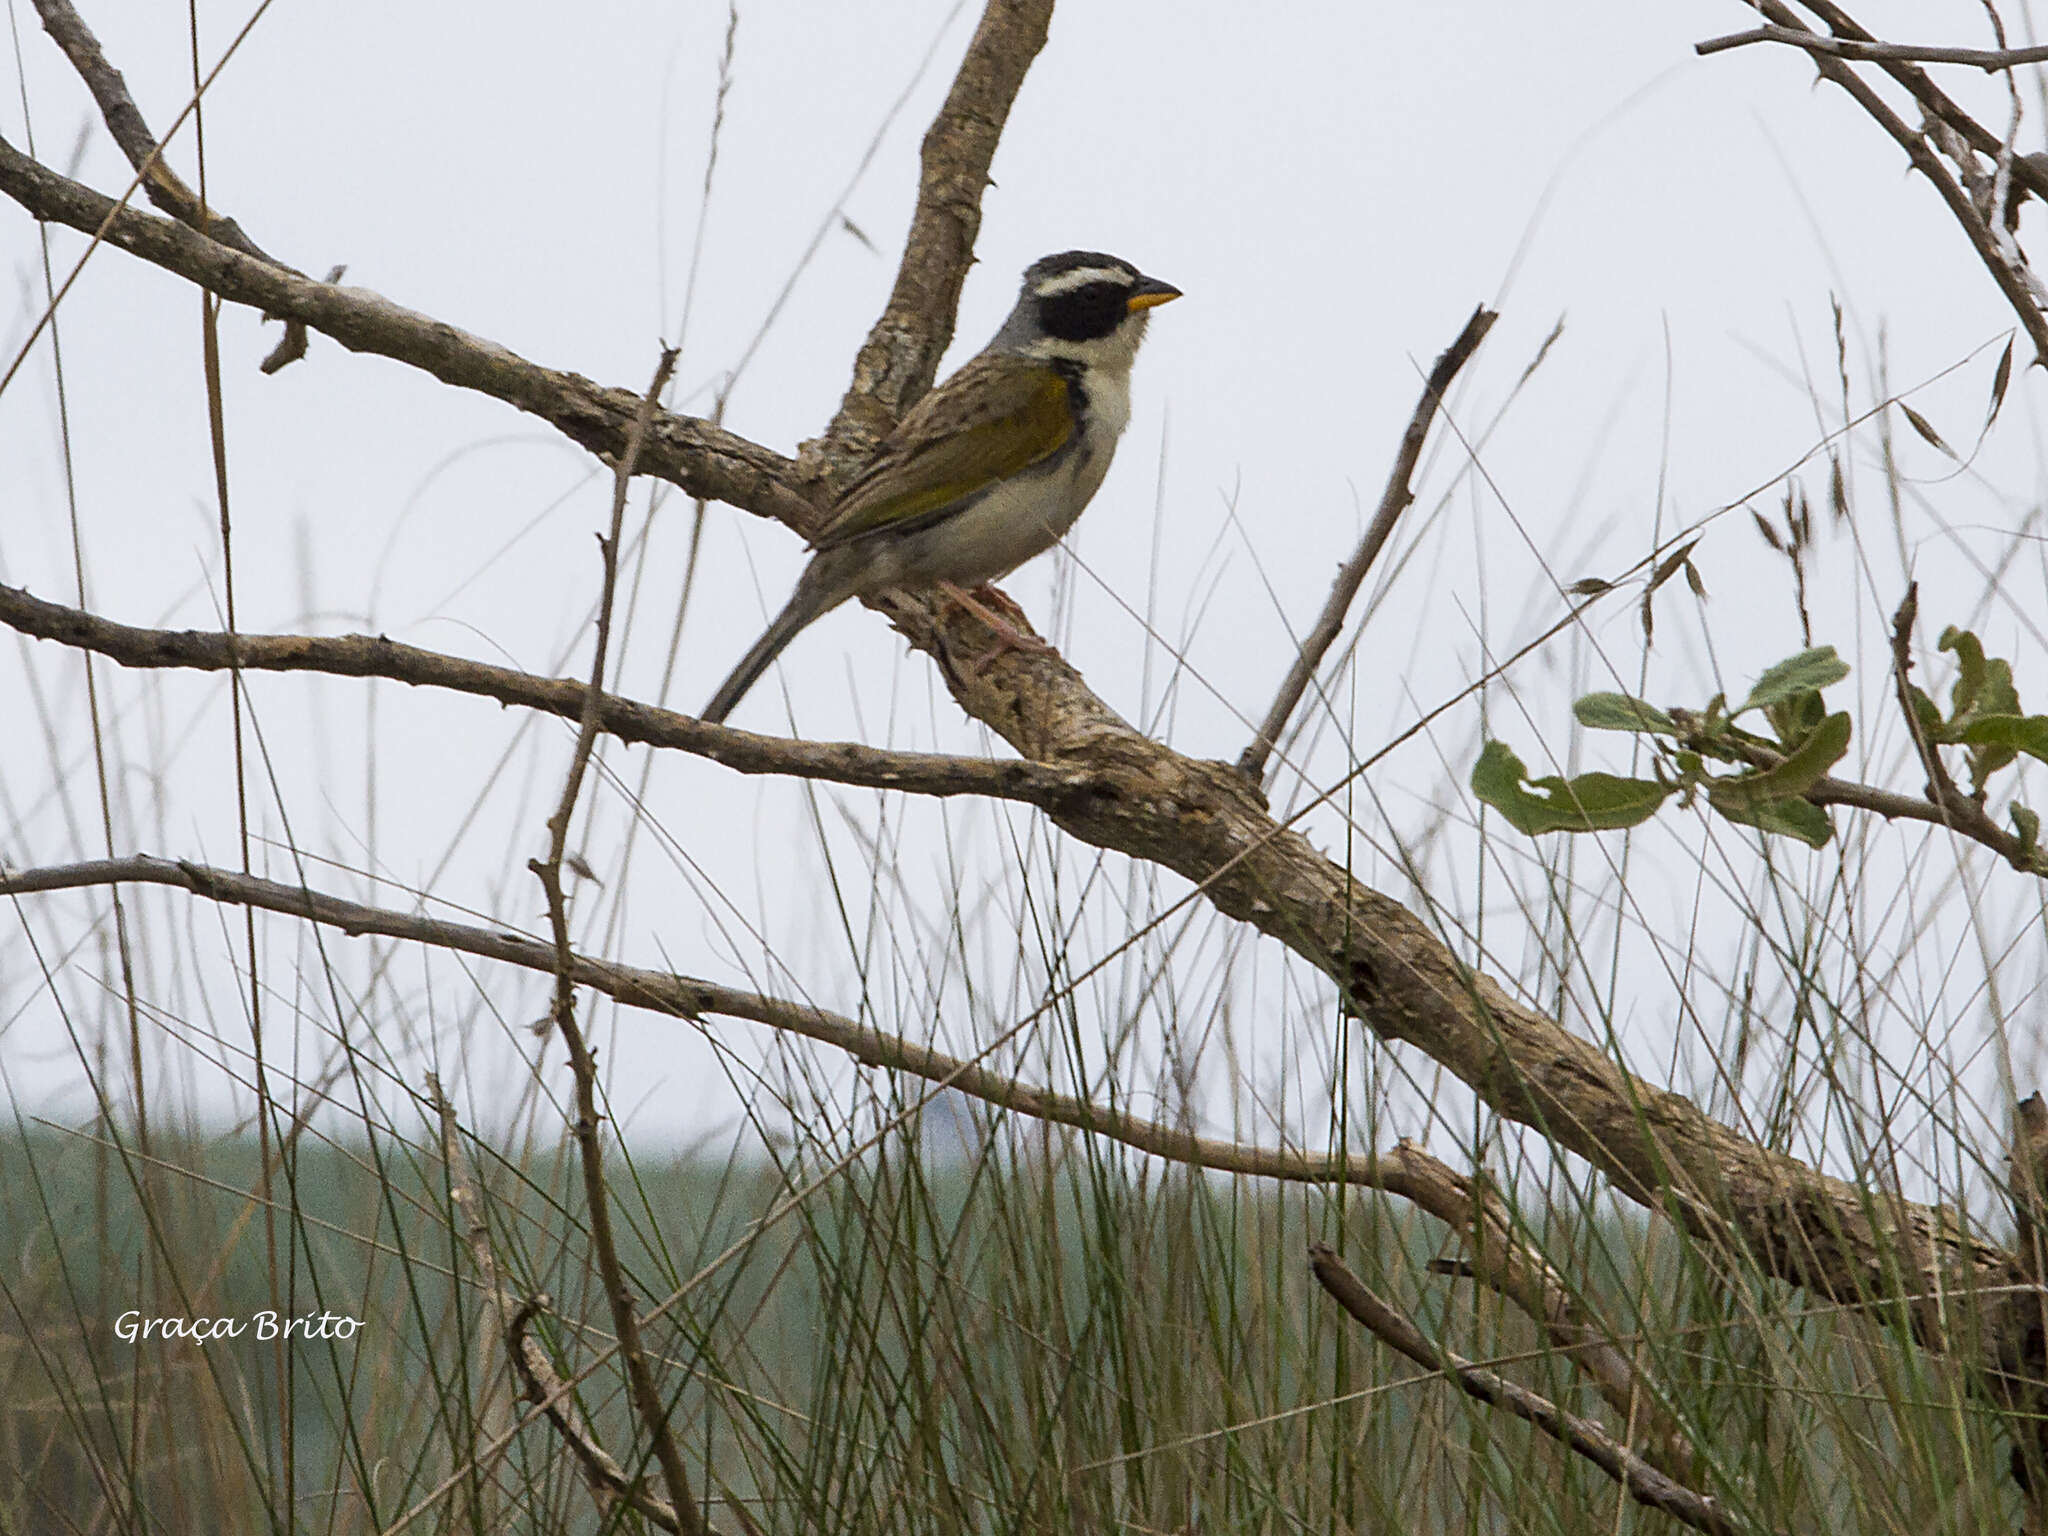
[811,359,1074,550]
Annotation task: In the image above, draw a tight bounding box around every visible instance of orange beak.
[1126,277,1182,312]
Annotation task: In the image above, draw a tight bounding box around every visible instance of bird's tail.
[701,576,841,725]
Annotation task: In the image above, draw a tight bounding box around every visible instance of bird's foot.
[937,580,1056,674]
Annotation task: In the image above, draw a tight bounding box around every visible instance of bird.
[700,250,1181,725]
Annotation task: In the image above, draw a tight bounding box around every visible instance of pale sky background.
[3,2,2043,1195]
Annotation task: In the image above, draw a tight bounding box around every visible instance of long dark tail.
[701,574,842,724]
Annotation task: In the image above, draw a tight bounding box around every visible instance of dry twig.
[1238,304,1496,784]
[1707,1,2048,360]
[527,348,703,1536]
[1698,22,2048,70]
[1309,1244,1747,1536]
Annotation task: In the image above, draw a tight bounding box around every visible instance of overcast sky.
[3,2,2041,1185]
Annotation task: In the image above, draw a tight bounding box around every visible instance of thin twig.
[527,347,703,1536]
[1889,583,1963,808]
[503,1298,683,1533]
[1308,1244,1747,1536]
[1791,0,2048,205]
[432,1079,684,1532]
[1377,1142,1695,1478]
[1238,304,1496,784]
[1698,22,2048,69]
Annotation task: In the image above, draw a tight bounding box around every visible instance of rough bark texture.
[0,0,2026,1385]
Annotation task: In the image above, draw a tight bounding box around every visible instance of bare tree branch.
[33,0,265,258]
[0,853,1421,1191]
[12,573,2027,873]
[1238,304,1496,785]
[28,0,328,371]
[1712,1,2048,211]
[1714,1,2048,361]
[1309,1244,1749,1536]
[1699,22,2048,69]
[0,581,1116,809]
[819,0,1057,461]
[0,133,812,524]
[528,347,705,1536]
[1388,1142,1694,1477]
[0,593,2020,1359]
[504,1295,684,1534]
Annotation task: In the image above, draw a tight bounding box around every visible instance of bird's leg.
[936,580,1056,674]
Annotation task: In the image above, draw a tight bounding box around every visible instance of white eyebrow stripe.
[1033,266,1132,297]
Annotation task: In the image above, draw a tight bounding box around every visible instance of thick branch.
[0,133,811,524]
[0,593,2018,1348]
[1,0,2021,1377]
[820,0,1056,457]
[1239,304,1496,784]
[1309,1244,1745,1536]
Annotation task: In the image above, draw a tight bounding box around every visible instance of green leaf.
[2012,802,2041,857]
[1956,714,2048,763]
[1908,685,1948,743]
[1938,629,2028,789]
[1985,659,2021,720]
[1471,741,1672,835]
[1712,794,1834,848]
[1939,626,1989,718]
[1708,711,1852,810]
[1574,693,1677,734]
[1739,647,1850,714]
[1765,688,1827,751]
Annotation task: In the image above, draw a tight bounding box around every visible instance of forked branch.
[1310,1244,1749,1536]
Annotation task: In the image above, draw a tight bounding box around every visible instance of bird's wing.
[811,357,1075,549]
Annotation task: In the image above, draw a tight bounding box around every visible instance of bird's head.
[997,251,1181,370]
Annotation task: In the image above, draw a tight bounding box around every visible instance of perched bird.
[701,250,1180,725]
